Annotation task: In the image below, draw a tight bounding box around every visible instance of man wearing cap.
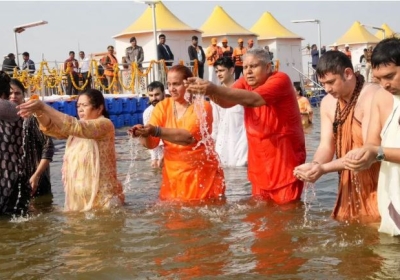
[232,38,247,80]
[206,37,222,83]
[157,34,174,67]
[125,37,144,68]
[221,38,233,61]
[188,35,206,79]
[343,44,352,60]
[2,53,19,74]
[247,39,254,50]
[21,52,35,74]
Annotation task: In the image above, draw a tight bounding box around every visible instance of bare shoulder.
[320,94,336,120]
[374,87,393,106]
[359,83,380,101]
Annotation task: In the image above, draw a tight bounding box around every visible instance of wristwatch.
[376,146,386,161]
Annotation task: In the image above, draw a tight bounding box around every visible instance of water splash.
[192,94,219,162]
[302,182,317,228]
[123,137,140,193]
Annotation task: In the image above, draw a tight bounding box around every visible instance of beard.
[151,100,160,106]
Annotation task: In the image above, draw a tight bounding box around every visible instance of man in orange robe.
[294,51,381,223]
[187,48,306,204]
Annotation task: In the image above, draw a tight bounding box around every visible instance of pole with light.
[13,20,48,67]
[361,24,386,39]
[134,0,159,62]
[292,19,321,57]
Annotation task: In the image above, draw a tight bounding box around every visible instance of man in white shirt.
[142,81,166,168]
[211,56,248,167]
[79,51,91,91]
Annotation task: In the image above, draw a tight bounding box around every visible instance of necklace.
[333,74,364,181]
[173,101,190,120]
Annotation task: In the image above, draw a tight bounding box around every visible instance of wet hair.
[243,47,271,64]
[316,50,353,79]
[0,71,11,99]
[214,56,234,69]
[168,65,193,80]
[78,89,109,118]
[147,81,165,93]
[10,78,26,97]
[295,85,303,96]
[371,37,400,69]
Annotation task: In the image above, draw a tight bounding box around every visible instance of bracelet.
[33,110,44,118]
[153,126,162,137]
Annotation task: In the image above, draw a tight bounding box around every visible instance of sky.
[1,1,399,66]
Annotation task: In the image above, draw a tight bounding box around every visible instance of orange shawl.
[332,94,380,223]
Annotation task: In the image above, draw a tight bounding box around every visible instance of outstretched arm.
[185,77,265,108]
[129,124,195,149]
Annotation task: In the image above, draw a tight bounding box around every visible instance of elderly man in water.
[186,48,306,204]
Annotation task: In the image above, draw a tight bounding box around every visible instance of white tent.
[113,2,202,65]
[250,12,303,83]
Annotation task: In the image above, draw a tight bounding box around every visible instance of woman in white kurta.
[18,89,125,212]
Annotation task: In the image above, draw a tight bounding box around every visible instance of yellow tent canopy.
[113,2,199,38]
[335,21,380,45]
[375,23,397,40]
[250,12,302,40]
[200,6,256,37]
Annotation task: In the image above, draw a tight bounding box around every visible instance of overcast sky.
[1,1,399,65]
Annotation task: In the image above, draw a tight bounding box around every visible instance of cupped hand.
[17,100,45,118]
[294,162,324,183]
[184,77,211,96]
[344,146,376,171]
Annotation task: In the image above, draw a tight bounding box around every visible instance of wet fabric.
[378,95,400,235]
[23,116,54,196]
[332,98,380,223]
[211,102,248,167]
[0,100,29,215]
[143,104,164,161]
[233,72,306,202]
[40,115,124,211]
[148,98,226,201]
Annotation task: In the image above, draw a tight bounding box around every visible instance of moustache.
[150,100,160,106]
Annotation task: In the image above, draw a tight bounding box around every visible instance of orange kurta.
[148,98,225,201]
[333,100,380,222]
[233,72,306,203]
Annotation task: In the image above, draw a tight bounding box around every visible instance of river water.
[1,111,400,279]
